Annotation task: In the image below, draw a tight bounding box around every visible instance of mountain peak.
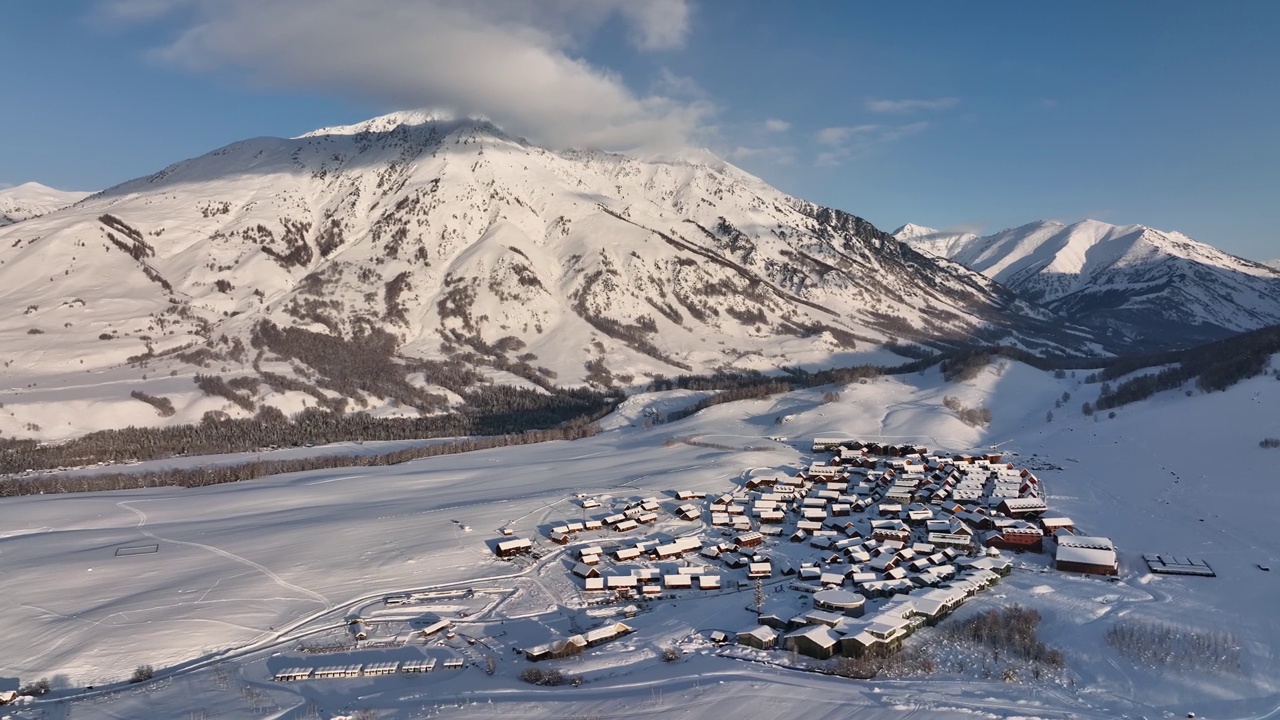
[891,223,939,239]
[0,112,1094,438]
[0,182,91,225]
[297,110,458,138]
[908,216,1280,346]
[295,111,521,147]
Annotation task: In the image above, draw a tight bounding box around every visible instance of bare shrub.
[1260,437,1280,449]
[130,665,155,683]
[18,678,51,696]
[520,667,570,686]
[942,396,992,427]
[661,646,681,662]
[1106,619,1240,673]
[945,606,1063,667]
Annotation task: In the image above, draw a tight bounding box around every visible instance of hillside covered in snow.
[898,220,1280,347]
[0,182,89,226]
[0,112,1098,441]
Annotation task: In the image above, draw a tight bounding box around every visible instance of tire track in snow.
[117,500,331,610]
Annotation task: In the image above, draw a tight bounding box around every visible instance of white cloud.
[880,121,929,142]
[763,118,791,133]
[867,97,959,113]
[814,151,844,168]
[727,145,794,165]
[813,123,930,167]
[619,0,691,50]
[815,125,878,146]
[98,0,700,150]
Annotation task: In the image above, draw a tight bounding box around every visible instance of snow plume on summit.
[101,0,705,151]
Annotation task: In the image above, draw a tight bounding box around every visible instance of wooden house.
[737,625,778,650]
[494,537,533,558]
[784,625,841,660]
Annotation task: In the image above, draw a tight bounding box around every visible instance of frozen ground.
[1,358,1278,719]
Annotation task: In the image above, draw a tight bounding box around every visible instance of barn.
[495,537,533,558]
[1055,536,1118,575]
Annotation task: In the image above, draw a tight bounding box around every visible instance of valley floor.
[1,361,1277,719]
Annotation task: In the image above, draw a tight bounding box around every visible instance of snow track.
[117,500,332,611]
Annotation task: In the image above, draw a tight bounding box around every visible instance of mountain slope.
[0,112,1098,440]
[0,182,90,225]
[899,219,1280,347]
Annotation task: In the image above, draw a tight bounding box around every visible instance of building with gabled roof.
[783,624,841,660]
[1055,536,1118,575]
[738,625,779,650]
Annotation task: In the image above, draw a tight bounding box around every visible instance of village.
[259,437,1119,683]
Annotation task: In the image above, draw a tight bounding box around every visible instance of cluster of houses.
[489,438,1114,666]
[737,554,1012,660]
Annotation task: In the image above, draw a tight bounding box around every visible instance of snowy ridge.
[0,112,1096,440]
[900,218,1280,346]
[0,181,90,225]
[891,223,980,260]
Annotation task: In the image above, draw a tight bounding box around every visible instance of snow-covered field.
[1,359,1278,719]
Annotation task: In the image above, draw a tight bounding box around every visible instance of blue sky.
[2,1,1277,259]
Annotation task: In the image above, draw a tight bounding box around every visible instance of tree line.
[0,388,616,477]
[0,423,601,498]
[1086,324,1280,411]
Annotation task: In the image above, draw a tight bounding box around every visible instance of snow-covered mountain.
[0,181,90,225]
[1263,259,1280,271]
[0,112,1098,439]
[891,223,979,259]
[899,219,1280,347]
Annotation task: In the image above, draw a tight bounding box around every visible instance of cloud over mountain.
[100,0,701,150]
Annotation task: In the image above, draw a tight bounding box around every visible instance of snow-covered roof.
[1055,536,1117,567]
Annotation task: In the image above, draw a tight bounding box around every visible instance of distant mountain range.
[896,221,1280,347]
[0,182,89,226]
[0,112,1098,439]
